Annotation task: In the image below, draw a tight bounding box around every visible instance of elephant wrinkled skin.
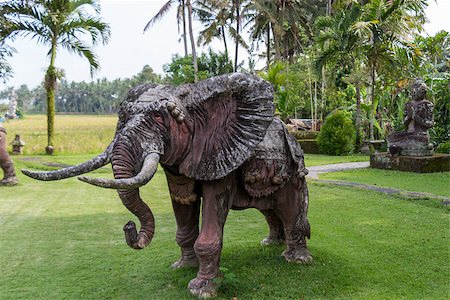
[22,73,312,298]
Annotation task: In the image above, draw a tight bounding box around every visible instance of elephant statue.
[22,73,312,298]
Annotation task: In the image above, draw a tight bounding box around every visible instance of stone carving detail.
[22,73,312,298]
[387,79,434,156]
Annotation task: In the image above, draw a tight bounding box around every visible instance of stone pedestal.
[361,141,371,155]
[370,153,450,173]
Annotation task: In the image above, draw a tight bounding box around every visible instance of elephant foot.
[260,236,284,246]
[283,247,313,264]
[0,176,18,186]
[188,276,221,299]
[171,256,198,269]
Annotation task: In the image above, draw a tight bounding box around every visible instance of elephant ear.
[177,73,275,180]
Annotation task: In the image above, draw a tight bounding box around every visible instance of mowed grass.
[305,153,369,167]
[2,114,117,155]
[319,168,450,197]
[0,158,449,299]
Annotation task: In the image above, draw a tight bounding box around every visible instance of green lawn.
[319,168,450,198]
[1,158,448,299]
[305,153,369,167]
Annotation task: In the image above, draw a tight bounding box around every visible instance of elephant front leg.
[171,198,200,269]
[188,179,233,298]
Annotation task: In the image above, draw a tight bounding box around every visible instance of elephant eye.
[153,112,163,123]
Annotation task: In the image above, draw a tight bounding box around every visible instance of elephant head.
[22,73,275,250]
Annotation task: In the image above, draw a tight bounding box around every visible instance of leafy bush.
[435,140,450,154]
[163,49,233,85]
[317,110,356,155]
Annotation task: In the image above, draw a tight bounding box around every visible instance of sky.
[2,0,450,89]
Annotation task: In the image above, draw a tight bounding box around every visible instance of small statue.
[387,79,434,156]
[0,125,18,186]
[5,90,17,119]
[11,134,25,155]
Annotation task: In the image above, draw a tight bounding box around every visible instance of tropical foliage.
[164,48,233,85]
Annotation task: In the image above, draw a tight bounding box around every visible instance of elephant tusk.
[78,152,160,190]
[21,143,113,181]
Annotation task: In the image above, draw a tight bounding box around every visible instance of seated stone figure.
[0,125,18,186]
[387,79,434,156]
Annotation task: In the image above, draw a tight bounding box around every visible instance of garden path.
[306,162,370,179]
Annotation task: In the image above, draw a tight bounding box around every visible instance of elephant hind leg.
[260,209,285,246]
[275,179,312,264]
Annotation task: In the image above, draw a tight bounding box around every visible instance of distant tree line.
[0,65,161,114]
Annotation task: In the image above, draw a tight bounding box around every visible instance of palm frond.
[228,26,248,49]
[143,0,174,32]
[60,16,110,46]
[314,15,334,31]
[60,39,99,76]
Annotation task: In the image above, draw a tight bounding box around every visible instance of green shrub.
[317,110,356,155]
[435,140,450,154]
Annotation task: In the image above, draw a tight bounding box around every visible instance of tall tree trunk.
[234,0,240,72]
[186,0,198,82]
[266,24,271,70]
[314,81,318,131]
[221,25,228,58]
[45,40,57,155]
[271,22,281,61]
[308,60,314,130]
[181,0,189,56]
[321,66,326,121]
[369,65,376,140]
[355,82,362,151]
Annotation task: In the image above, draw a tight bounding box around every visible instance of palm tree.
[352,0,426,139]
[244,0,276,69]
[0,0,31,82]
[144,0,189,57]
[5,0,110,154]
[315,4,364,149]
[195,0,248,72]
[194,0,231,57]
[245,0,326,66]
[186,0,198,82]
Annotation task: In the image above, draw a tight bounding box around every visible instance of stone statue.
[5,90,17,119]
[22,73,312,298]
[387,79,434,156]
[0,125,18,186]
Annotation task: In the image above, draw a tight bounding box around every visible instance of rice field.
[1,114,117,155]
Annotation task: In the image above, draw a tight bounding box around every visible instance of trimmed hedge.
[289,130,319,139]
[317,110,356,155]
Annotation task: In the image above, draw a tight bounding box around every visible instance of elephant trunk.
[111,139,158,250]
